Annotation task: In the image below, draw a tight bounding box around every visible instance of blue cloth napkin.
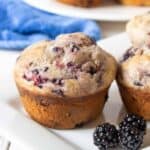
[0,0,101,50]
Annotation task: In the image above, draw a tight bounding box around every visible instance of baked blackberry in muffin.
[127,12,150,47]
[58,0,101,7]
[14,33,117,129]
[117,46,150,120]
[118,0,150,5]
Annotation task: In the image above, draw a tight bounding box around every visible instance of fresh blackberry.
[93,123,119,150]
[119,114,146,134]
[119,126,144,150]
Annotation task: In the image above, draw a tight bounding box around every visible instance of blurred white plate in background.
[23,0,150,21]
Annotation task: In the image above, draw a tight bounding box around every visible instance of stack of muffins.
[117,12,150,120]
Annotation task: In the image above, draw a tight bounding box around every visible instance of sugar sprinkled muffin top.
[14,33,116,97]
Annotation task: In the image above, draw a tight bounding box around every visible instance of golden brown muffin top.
[14,33,116,97]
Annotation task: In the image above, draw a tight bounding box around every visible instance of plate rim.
[23,0,150,22]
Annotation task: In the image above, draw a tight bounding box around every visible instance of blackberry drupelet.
[119,125,144,150]
[93,123,119,150]
[119,114,146,134]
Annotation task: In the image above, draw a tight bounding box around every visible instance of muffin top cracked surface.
[118,46,150,89]
[126,12,150,48]
[14,33,116,97]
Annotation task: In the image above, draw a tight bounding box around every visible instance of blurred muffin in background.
[117,46,150,120]
[126,12,150,48]
[58,0,101,7]
[118,0,150,5]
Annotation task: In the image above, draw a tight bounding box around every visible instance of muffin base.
[17,84,107,129]
[58,0,101,7]
[117,81,150,120]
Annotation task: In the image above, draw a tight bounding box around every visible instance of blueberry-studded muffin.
[117,46,150,120]
[58,0,101,7]
[14,33,117,129]
[118,0,150,5]
[126,13,150,47]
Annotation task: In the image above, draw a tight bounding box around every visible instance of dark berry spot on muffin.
[67,62,74,68]
[32,69,39,75]
[23,71,33,81]
[32,75,42,86]
[38,85,43,89]
[23,74,29,81]
[87,66,97,75]
[51,78,64,86]
[74,75,78,79]
[29,62,33,66]
[23,69,49,87]
[33,75,48,86]
[52,89,64,96]
[44,66,49,72]
[122,49,134,61]
[134,81,143,86]
[89,37,96,45]
[52,47,63,52]
[67,63,81,73]
[122,47,138,62]
[96,67,105,84]
[69,43,80,52]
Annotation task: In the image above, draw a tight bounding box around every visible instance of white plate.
[23,0,150,21]
[0,33,150,150]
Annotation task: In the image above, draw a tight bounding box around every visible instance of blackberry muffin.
[14,33,117,129]
[126,13,150,47]
[118,0,150,5]
[117,46,150,120]
[58,0,101,7]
